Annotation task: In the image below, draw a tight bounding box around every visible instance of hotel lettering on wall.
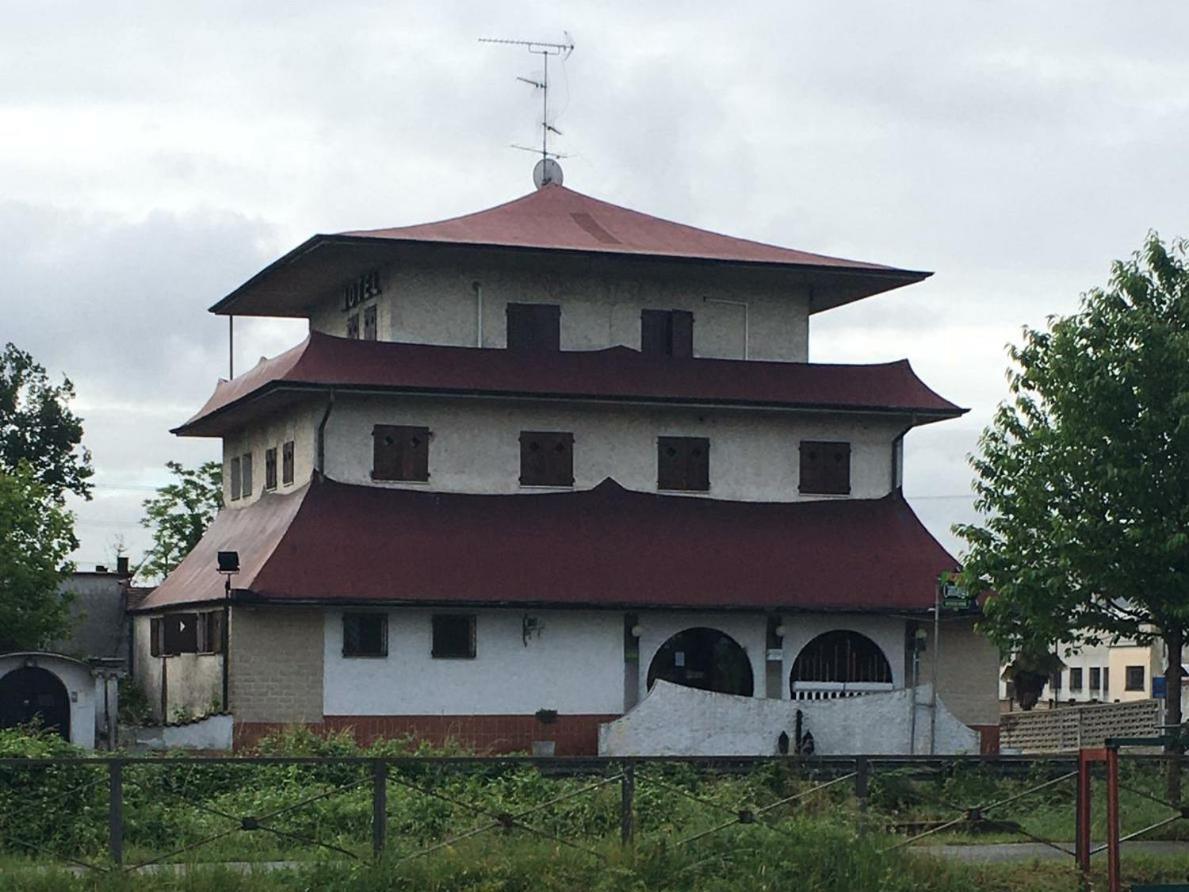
[342,270,382,312]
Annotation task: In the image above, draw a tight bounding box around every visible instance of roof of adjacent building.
[137,477,959,613]
[211,185,930,316]
[175,332,964,436]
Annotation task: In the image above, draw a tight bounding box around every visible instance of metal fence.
[0,753,1184,876]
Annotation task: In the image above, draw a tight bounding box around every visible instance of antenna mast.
[480,35,574,185]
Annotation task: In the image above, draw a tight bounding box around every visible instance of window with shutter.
[229,457,242,501]
[282,441,295,485]
[162,613,198,655]
[506,303,561,351]
[150,618,162,657]
[798,441,851,495]
[641,309,694,357]
[519,431,574,486]
[241,453,253,497]
[432,614,476,659]
[657,436,710,491]
[363,305,377,341]
[346,314,360,339]
[265,448,277,491]
[372,425,430,481]
[343,613,388,657]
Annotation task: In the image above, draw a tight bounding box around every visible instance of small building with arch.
[0,653,117,749]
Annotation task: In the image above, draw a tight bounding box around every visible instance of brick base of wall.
[233,714,620,755]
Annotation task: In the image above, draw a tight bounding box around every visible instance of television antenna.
[479,35,574,187]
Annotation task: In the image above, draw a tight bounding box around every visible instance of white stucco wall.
[598,681,979,756]
[0,655,97,749]
[307,254,810,362]
[130,614,224,721]
[322,608,624,716]
[222,402,324,507]
[315,394,903,503]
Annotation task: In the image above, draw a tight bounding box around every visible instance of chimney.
[117,556,130,578]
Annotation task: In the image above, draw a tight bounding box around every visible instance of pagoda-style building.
[133,177,999,754]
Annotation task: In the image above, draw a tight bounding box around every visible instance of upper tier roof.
[137,477,959,613]
[175,331,964,436]
[211,185,930,316]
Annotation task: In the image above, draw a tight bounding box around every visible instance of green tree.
[0,463,77,650]
[956,234,1189,785]
[0,343,93,501]
[139,460,223,580]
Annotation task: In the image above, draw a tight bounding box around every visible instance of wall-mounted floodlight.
[217,551,240,573]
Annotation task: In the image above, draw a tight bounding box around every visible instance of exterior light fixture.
[774,625,786,639]
[217,551,240,573]
[630,624,642,638]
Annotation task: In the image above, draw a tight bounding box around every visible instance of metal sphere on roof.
[533,158,564,189]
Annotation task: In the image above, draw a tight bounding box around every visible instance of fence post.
[854,756,870,813]
[108,759,123,866]
[620,760,635,846]
[372,759,388,861]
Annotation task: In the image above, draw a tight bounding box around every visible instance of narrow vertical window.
[363,305,377,341]
[657,436,710,491]
[229,456,242,501]
[506,303,561,351]
[346,314,360,339]
[519,431,574,486]
[641,309,694,357]
[264,448,277,491]
[372,425,431,481]
[282,440,295,485]
[798,441,851,495]
[241,453,253,497]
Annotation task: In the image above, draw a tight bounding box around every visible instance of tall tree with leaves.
[140,461,223,580]
[0,463,77,650]
[956,233,1189,789]
[0,343,93,501]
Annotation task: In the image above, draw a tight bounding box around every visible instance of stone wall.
[229,606,324,724]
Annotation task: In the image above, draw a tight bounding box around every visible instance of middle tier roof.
[176,331,965,436]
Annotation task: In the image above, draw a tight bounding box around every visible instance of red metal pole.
[1076,748,1093,876]
[1106,747,1121,892]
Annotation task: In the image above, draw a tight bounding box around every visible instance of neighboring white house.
[131,171,1001,754]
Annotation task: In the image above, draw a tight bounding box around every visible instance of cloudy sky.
[4,2,1187,571]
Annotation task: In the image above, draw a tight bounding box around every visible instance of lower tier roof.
[139,477,959,613]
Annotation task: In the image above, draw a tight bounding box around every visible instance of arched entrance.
[0,667,71,739]
[647,627,754,696]
[790,630,893,700]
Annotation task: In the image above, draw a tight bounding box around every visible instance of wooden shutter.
[641,310,694,357]
[229,457,241,501]
[799,441,851,495]
[241,453,253,497]
[669,310,694,358]
[520,431,573,486]
[373,425,430,481]
[363,305,377,341]
[658,437,710,491]
[149,618,162,657]
[346,314,360,339]
[265,448,277,490]
[640,310,670,355]
[282,441,294,485]
[507,303,561,351]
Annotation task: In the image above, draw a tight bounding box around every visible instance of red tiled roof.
[175,332,964,436]
[138,477,959,612]
[210,186,929,316]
